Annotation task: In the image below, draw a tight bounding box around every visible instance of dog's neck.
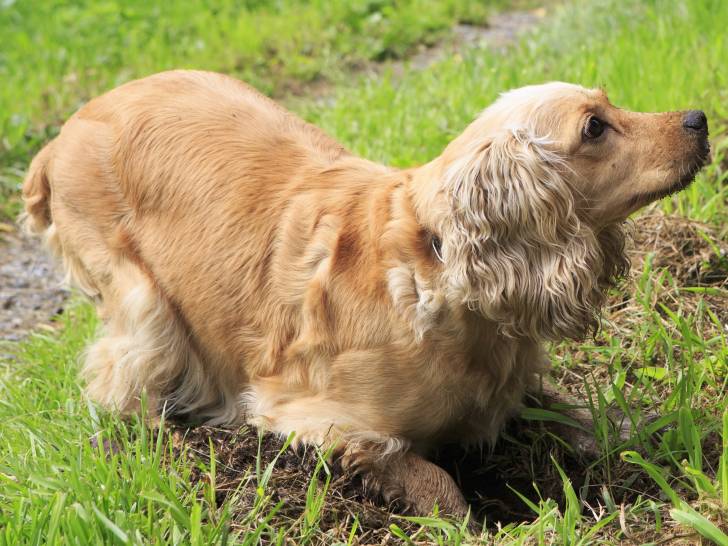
[404,159,450,237]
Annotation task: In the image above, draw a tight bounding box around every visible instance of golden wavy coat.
[22,70,709,515]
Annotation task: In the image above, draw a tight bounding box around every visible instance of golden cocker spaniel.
[22,70,709,515]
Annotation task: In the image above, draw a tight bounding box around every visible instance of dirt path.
[0,224,67,341]
[295,8,547,107]
[408,9,546,69]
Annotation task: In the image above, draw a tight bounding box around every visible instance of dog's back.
[20,70,403,421]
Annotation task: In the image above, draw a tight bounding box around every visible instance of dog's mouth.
[660,156,707,196]
[657,140,710,199]
[630,144,711,209]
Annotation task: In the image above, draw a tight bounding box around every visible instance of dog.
[22,70,709,516]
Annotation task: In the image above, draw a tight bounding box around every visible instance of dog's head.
[421,82,709,340]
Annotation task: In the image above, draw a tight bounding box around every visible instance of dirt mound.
[171,425,412,542]
[613,211,728,330]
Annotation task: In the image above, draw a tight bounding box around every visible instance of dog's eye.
[583,117,606,140]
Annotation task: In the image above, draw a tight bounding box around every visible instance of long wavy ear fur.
[441,127,629,340]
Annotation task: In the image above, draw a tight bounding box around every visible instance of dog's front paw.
[342,447,470,519]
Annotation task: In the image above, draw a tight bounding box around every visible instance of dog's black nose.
[683,110,708,133]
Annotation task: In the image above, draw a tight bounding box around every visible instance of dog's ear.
[440,127,627,340]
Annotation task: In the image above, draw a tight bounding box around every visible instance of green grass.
[2,0,728,544]
[0,305,302,545]
[0,0,503,220]
[304,0,728,222]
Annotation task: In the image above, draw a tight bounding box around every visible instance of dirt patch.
[170,425,415,543]
[167,415,679,544]
[169,422,598,541]
[605,212,728,344]
[407,9,547,70]
[626,211,728,331]
[555,211,727,395]
[0,223,67,342]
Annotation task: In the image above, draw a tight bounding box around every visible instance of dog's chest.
[391,319,544,446]
[381,264,545,443]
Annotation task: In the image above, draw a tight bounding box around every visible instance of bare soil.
[0,224,67,342]
[286,7,548,106]
[408,9,547,69]
[170,421,593,541]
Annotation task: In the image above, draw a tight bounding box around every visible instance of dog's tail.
[20,140,56,235]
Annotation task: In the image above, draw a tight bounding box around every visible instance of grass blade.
[670,507,728,546]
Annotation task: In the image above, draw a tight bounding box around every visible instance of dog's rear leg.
[83,261,184,414]
[23,121,237,422]
[83,260,235,421]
